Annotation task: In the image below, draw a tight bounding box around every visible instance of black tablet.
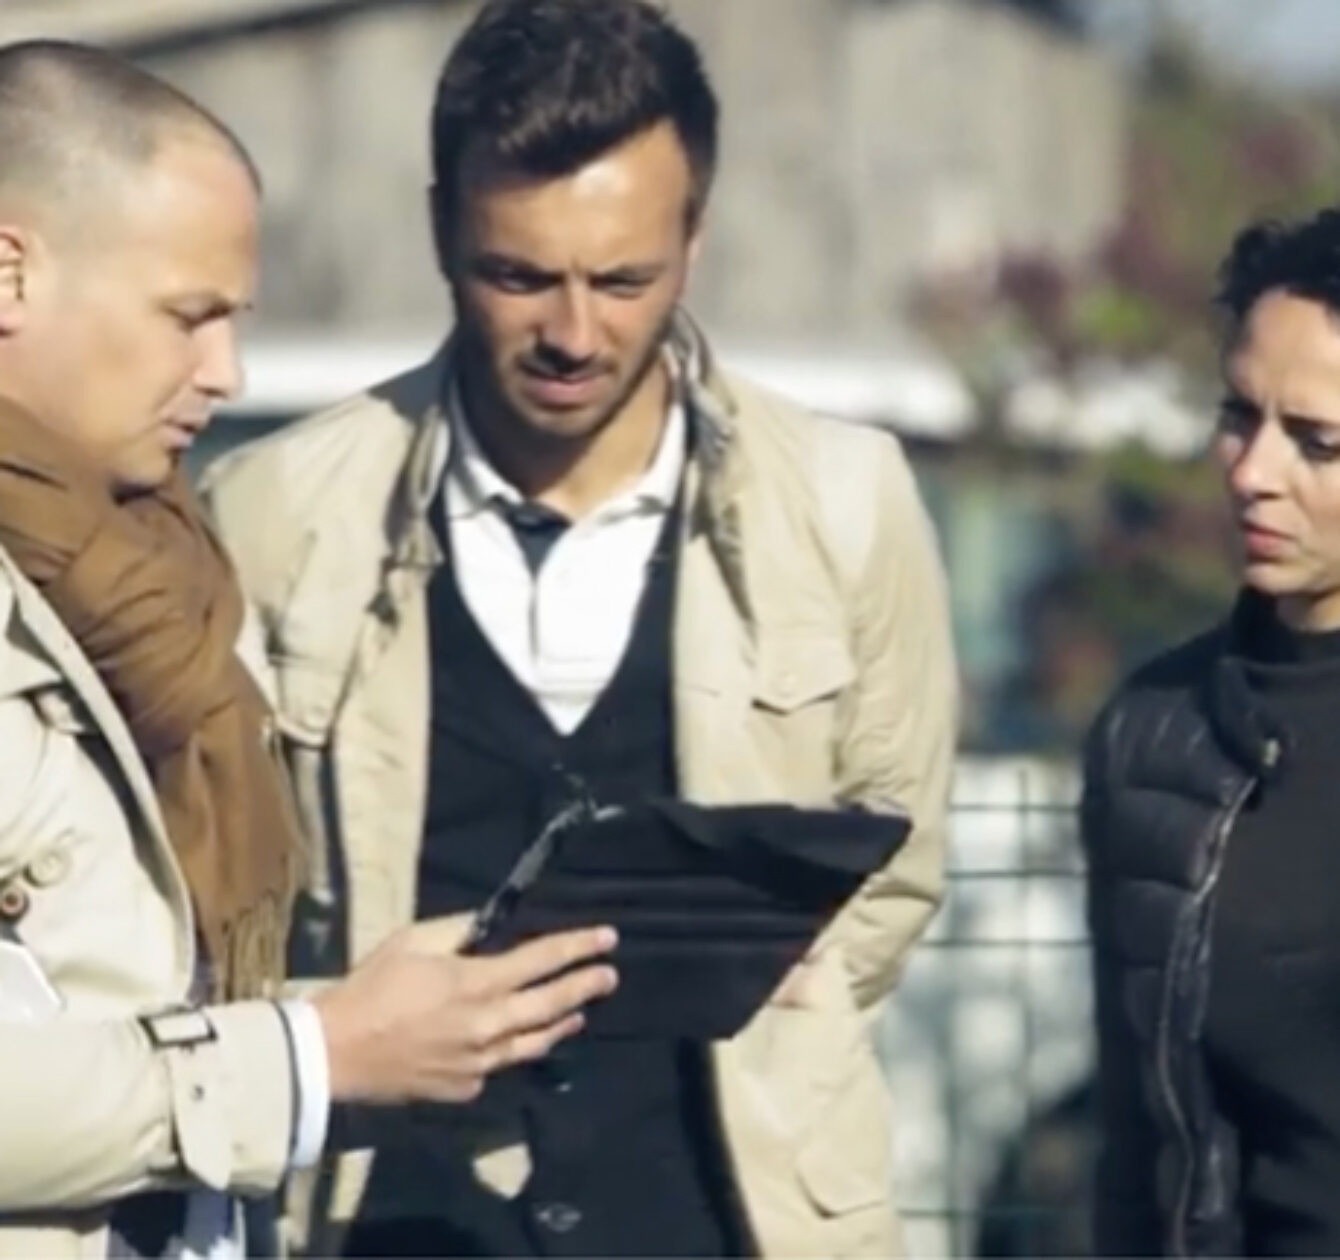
[464,799,912,1040]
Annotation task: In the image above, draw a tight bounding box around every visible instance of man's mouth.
[163,417,208,448]
[518,366,609,408]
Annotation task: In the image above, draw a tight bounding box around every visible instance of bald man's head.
[0,40,258,237]
[0,42,261,496]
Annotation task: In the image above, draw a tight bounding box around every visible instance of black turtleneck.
[1205,597,1340,1257]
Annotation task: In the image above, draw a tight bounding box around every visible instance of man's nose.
[194,320,244,401]
[538,286,599,367]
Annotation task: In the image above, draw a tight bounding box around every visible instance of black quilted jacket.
[1081,614,1288,1257]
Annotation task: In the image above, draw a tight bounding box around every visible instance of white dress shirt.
[436,381,687,734]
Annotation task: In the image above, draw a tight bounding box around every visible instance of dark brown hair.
[431,0,718,231]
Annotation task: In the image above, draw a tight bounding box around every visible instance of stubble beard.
[458,310,678,458]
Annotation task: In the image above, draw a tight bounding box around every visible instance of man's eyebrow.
[472,253,561,278]
[169,291,251,315]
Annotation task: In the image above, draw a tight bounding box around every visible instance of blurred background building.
[0,0,1126,339]
[7,0,1340,1254]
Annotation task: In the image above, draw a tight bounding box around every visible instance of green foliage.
[1068,284,1169,359]
[1097,39,1340,375]
[999,444,1236,751]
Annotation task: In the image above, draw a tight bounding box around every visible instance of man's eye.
[482,269,549,294]
[597,275,651,298]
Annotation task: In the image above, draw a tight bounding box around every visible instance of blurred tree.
[916,30,1340,379]
[865,0,1088,35]
[909,18,1340,752]
[1008,446,1236,750]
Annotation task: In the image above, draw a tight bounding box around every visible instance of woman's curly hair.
[1216,208,1340,336]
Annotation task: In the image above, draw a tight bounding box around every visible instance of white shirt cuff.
[278,1000,330,1169]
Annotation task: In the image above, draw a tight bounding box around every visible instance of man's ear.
[0,227,31,335]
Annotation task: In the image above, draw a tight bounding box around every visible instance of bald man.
[0,41,616,1260]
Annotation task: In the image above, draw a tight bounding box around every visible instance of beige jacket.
[0,550,299,1258]
[202,322,957,1259]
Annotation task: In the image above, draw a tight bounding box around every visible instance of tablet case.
[465,797,911,1039]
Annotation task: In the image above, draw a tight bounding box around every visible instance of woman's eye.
[1300,434,1340,463]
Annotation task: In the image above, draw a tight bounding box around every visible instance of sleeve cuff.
[278,1000,330,1170]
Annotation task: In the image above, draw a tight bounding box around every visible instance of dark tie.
[497,500,572,575]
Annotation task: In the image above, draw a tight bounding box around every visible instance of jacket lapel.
[0,549,171,846]
[671,328,777,803]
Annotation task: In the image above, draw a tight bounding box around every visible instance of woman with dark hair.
[1085,206,1340,1258]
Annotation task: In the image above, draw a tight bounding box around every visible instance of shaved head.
[0,40,258,237]
[0,42,261,495]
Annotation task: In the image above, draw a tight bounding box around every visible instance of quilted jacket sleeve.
[1082,704,1165,1257]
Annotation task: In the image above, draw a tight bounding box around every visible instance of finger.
[455,964,614,1048]
[473,925,618,993]
[490,962,618,1037]
[498,1012,586,1068]
[438,1074,485,1104]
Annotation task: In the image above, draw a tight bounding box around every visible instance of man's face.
[444,120,700,447]
[5,137,258,495]
[1215,288,1340,630]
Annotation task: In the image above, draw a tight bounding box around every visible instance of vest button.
[533,1201,582,1234]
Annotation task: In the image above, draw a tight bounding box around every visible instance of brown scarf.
[0,399,298,1000]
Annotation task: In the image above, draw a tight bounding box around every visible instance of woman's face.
[1215,288,1340,631]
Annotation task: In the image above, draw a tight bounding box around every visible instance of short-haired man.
[0,40,615,1259]
[206,1,957,1255]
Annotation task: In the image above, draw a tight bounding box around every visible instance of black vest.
[344,503,746,1258]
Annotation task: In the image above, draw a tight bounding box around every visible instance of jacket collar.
[1202,591,1291,782]
[382,308,754,622]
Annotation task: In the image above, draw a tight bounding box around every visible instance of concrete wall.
[135,0,470,328]
[664,0,856,340]
[844,0,1127,325]
[7,0,1127,340]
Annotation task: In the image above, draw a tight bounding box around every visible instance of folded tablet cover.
[469,800,911,1040]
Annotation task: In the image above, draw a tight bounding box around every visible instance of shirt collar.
[436,352,687,522]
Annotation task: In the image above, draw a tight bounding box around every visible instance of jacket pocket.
[752,629,855,714]
[748,630,855,801]
[795,1050,895,1217]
